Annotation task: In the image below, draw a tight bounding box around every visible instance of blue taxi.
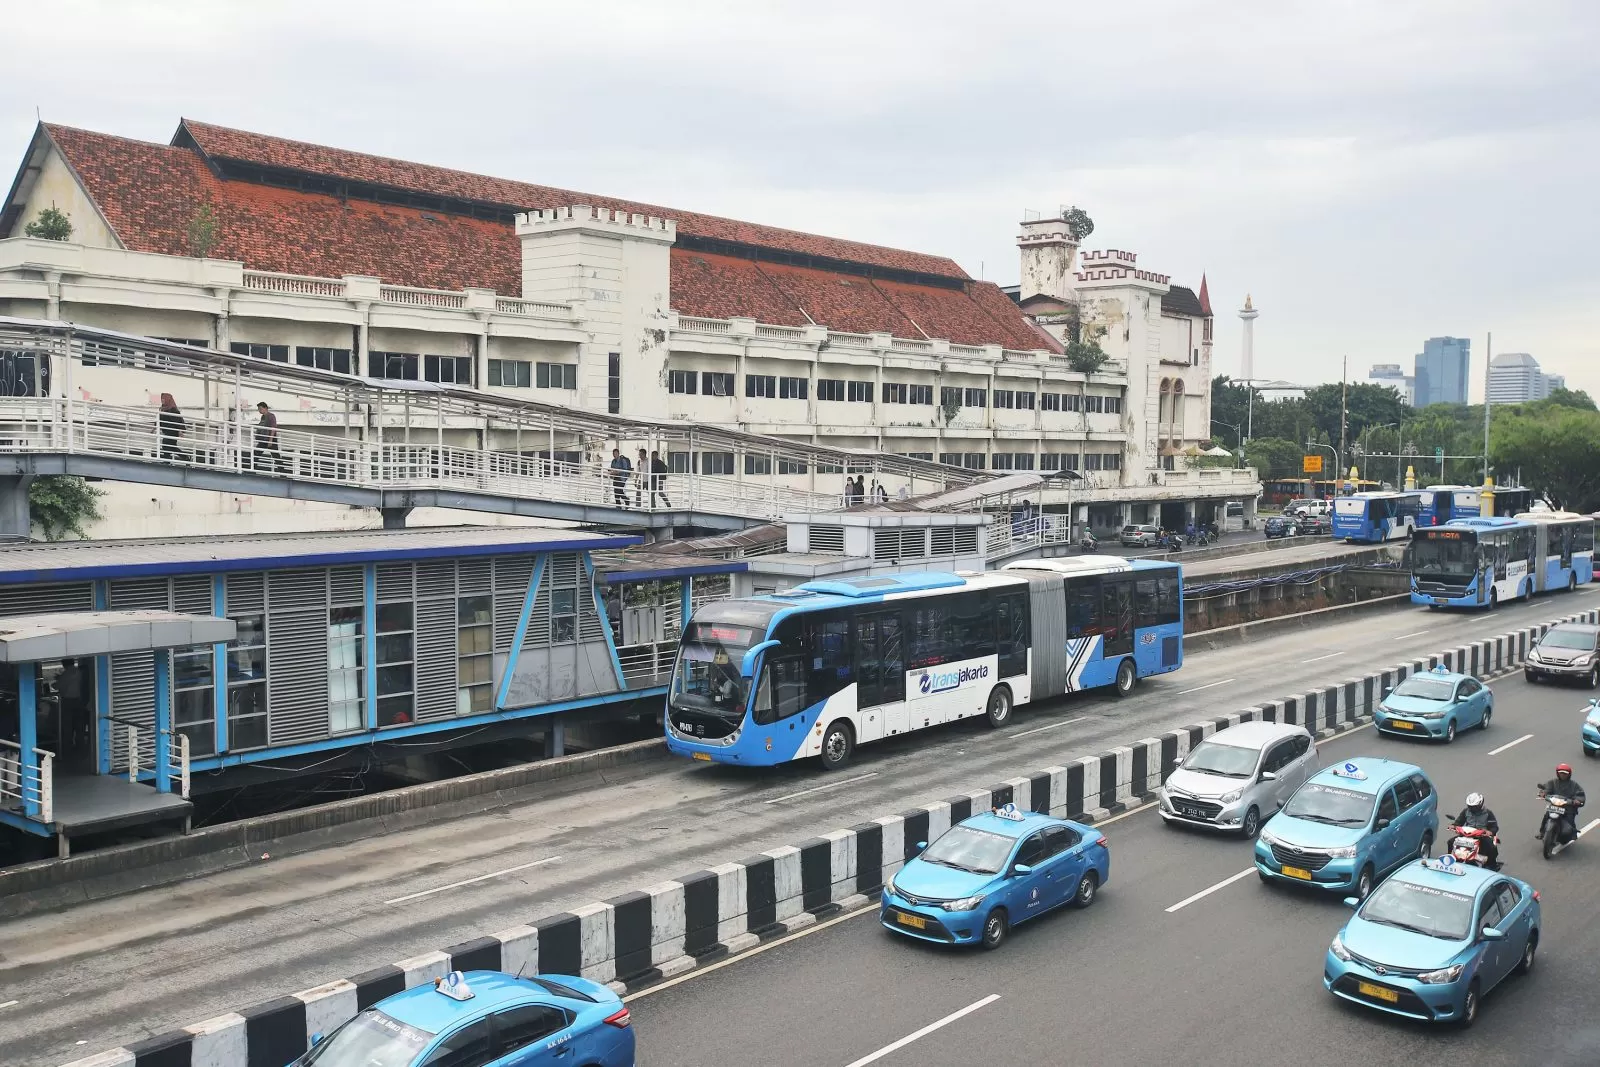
[1326,856,1541,1027]
[287,970,635,1067]
[1583,699,1600,758]
[880,804,1110,950]
[1255,758,1438,900]
[1374,665,1493,743]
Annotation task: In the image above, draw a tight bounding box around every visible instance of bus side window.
[907,603,951,668]
[1155,574,1181,626]
[754,656,809,726]
[1063,577,1100,639]
[1134,580,1159,630]
[804,615,853,701]
[995,591,1028,677]
[950,592,995,660]
[1101,579,1134,655]
[753,666,776,725]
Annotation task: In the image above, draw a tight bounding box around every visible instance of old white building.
[0,120,1256,537]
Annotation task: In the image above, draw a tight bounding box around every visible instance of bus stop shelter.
[0,610,236,856]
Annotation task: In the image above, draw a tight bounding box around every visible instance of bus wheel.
[819,720,855,771]
[1569,574,1579,592]
[1488,589,1498,609]
[1113,658,1137,697]
[983,686,1013,728]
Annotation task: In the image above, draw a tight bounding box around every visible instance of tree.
[1301,381,1409,446]
[24,205,73,241]
[1063,206,1094,243]
[1065,339,1109,374]
[188,204,219,258]
[1544,387,1596,411]
[28,475,104,540]
[1241,436,1306,480]
[1491,407,1600,512]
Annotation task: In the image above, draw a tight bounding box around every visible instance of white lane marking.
[1165,868,1256,914]
[1487,733,1534,756]
[841,994,1003,1067]
[1013,716,1089,738]
[1304,652,1345,663]
[1396,630,1432,640]
[383,856,562,905]
[0,1000,17,1009]
[1579,819,1600,838]
[765,772,879,804]
[1177,678,1236,696]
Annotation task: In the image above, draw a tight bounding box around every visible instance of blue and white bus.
[1331,491,1421,543]
[1418,484,1536,526]
[1408,512,1593,608]
[665,560,1183,769]
[1516,511,1596,591]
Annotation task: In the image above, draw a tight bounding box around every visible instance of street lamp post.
[1307,440,1339,497]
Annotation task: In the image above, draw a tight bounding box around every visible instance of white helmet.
[1465,792,1485,809]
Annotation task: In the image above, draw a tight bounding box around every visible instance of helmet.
[1465,792,1485,811]
[1557,763,1573,779]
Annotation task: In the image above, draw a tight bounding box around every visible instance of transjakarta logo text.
[918,664,990,694]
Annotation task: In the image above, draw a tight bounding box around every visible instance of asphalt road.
[626,672,1600,1066]
[5,587,1598,1066]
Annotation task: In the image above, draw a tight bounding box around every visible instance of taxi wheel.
[980,908,1009,950]
[1459,981,1480,1028]
[983,686,1013,729]
[819,721,854,772]
[1241,807,1261,838]
[1072,871,1099,908]
[1354,865,1375,901]
[1418,831,1434,859]
[1480,705,1492,730]
[1444,721,1457,744]
[1113,658,1137,698]
[1516,931,1538,975]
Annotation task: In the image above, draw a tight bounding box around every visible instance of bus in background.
[1331,491,1422,543]
[1410,517,1543,609]
[664,563,1183,770]
[1417,484,1536,526]
[1516,511,1596,590]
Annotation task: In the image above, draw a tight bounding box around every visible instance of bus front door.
[855,612,904,741]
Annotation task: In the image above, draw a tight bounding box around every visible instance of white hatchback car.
[1158,721,1319,837]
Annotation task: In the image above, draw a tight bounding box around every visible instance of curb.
[60,605,1600,1067]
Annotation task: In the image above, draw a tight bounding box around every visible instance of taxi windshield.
[671,620,760,719]
[1181,740,1259,778]
[1283,782,1375,827]
[921,825,1015,875]
[1393,677,1455,701]
[1360,878,1475,940]
[298,1009,433,1067]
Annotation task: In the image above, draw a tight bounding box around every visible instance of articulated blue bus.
[1331,491,1422,543]
[1410,513,1594,609]
[665,559,1183,769]
[1417,484,1535,527]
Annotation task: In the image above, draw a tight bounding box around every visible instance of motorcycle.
[1161,533,1183,552]
[1446,824,1501,869]
[1078,533,1099,554]
[1538,792,1582,860]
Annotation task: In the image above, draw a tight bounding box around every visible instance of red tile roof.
[669,251,806,326]
[758,261,921,337]
[178,119,968,280]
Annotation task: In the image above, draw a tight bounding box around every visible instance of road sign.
[1302,455,1323,474]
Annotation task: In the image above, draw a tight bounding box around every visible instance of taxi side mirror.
[1172,757,1183,767]
[310,1033,325,1047]
[914,841,927,853]
[1382,687,1392,697]
[1480,926,1506,942]
[1342,897,1360,908]
[1376,818,1391,830]
[1011,863,1033,877]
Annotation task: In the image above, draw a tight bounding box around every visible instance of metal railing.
[117,720,191,799]
[984,515,1074,557]
[0,738,54,823]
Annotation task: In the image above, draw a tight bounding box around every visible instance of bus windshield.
[1412,534,1478,576]
[670,620,763,719]
[1333,498,1367,516]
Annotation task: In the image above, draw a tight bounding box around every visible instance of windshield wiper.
[927,859,981,874]
[1367,917,1448,939]
[1289,812,1340,824]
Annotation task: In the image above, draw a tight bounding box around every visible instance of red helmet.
[1557,763,1573,777]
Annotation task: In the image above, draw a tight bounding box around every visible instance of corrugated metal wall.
[266,569,331,745]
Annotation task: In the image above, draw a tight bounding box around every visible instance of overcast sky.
[6,1,1598,400]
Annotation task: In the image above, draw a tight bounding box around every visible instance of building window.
[1064,393,1082,412]
[1105,396,1123,414]
[746,374,777,398]
[908,384,933,405]
[745,454,773,475]
[779,375,808,400]
[993,389,1014,409]
[172,645,216,758]
[1104,452,1122,470]
[551,588,577,644]
[328,606,364,734]
[703,372,735,397]
[847,380,873,403]
[370,351,419,380]
[899,451,933,461]
[668,451,694,474]
[1012,452,1036,470]
[488,359,532,388]
[778,458,808,474]
[938,452,962,466]
[668,369,698,394]
[1042,392,1061,411]
[226,614,268,750]
[1084,452,1123,471]
[940,386,962,408]
[458,595,493,715]
[1016,391,1036,410]
[816,459,843,474]
[964,388,987,408]
[1084,394,1105,413]
[701,451,735,475]
[991,453,1014,470]
[1084,453,1104,471]
[376,602,414,727]
[964,453,987,469]
[818,379,846,402]
[1040,453,1080,471]
[607,352,621,415]
[535,362,577,390]
[231,342,289,363]
[424,354,472,385]
[883,383,907,404]
[296,346,354,374]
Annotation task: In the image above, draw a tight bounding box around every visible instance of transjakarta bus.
[1331,491,1421,543]
[665,561,1183,770]
[1409,513,1592,609]
[1417,484,1536,526]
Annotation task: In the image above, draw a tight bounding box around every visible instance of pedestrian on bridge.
[254,401,284,473]
[609,448,632,508]
[158,393,187,462]
[635,448,649,507]
[650,450,671,508]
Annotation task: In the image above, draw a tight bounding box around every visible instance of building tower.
[1239,293,1259,379]
[1016,209,1082,304]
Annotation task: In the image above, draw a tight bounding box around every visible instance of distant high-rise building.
[1487,352,1562,404]
[1368,363,1415,406]
[1414,337,1470,407]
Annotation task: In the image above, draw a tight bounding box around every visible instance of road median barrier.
[61,605,1599,1067]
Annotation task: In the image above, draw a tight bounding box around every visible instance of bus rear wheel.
[984,686,1014,729]
[819,720,855,771]
[1113,658,1137,697]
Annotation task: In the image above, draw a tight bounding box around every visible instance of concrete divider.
[63,605,1599,1067]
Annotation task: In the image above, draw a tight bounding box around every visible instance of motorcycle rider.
[1450,792,1500,868]
[1536,763,1586,842]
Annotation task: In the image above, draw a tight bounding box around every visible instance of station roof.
[0,610,236,662]
[0,525,641,584]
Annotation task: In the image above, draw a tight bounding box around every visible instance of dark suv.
[1526,623,1600,688]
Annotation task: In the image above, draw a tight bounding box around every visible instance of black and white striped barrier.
[66,608,1597,1067]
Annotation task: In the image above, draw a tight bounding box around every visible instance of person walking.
[254,401,283,472]
[609,447,633,508]
[158,393,187,461]
[650,450,671,508]
[635,448,650,507]
[870,478,887,504]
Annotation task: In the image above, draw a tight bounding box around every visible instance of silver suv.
[1120,523,1161,547]
[1158,721,1319,837]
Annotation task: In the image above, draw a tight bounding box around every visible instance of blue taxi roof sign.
[434,971,474,1001]
[1422,855,1468,876]
[1332,762,1368,781]
[993,802,1026,822]
[1430,664,1450,675]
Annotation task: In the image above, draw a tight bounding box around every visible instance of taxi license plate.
[692,752,712,761]
[1357,981,1400,1003]
[896,912,927,930]
[1389,720,1416,731]
[1282,866,1313,881]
